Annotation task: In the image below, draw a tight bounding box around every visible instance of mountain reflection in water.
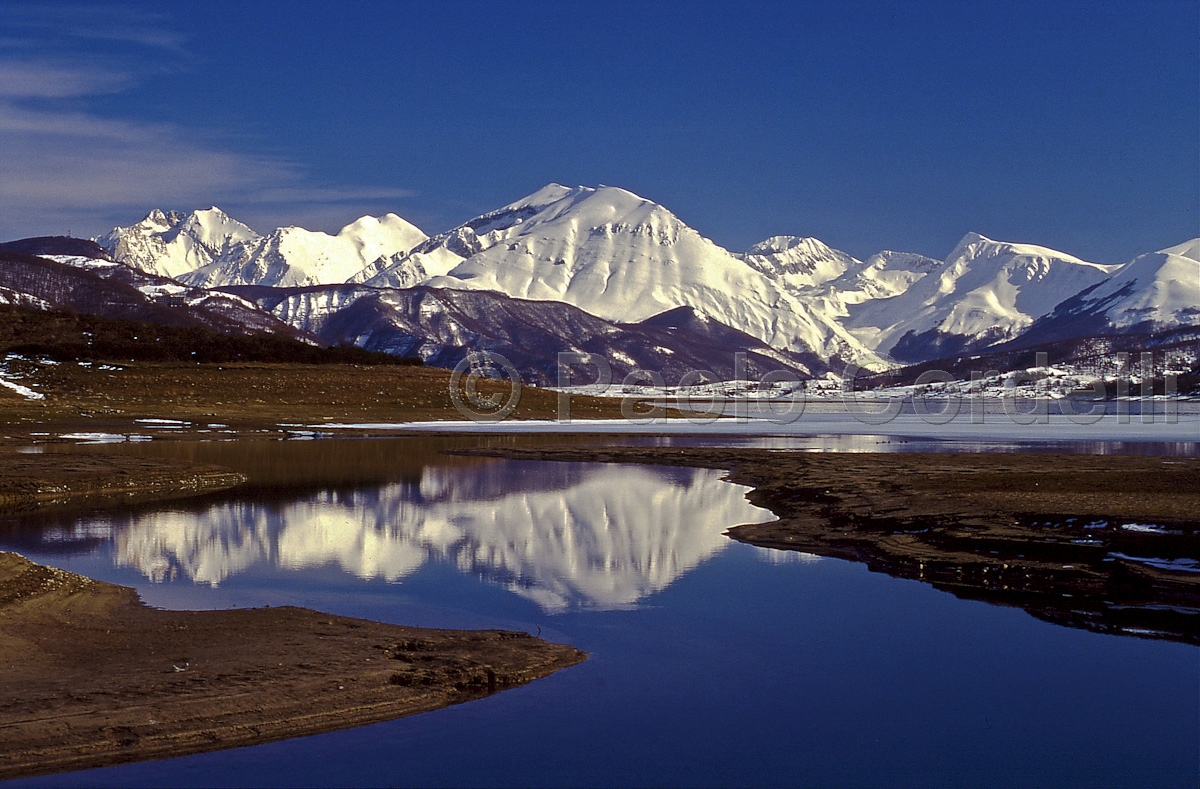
[41,461,775,612]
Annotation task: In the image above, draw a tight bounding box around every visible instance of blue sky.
[0,0,1195,262]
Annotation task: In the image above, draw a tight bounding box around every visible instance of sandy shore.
[0,551,584,780]
[461,446,1200,644]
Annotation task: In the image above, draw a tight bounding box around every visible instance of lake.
[2,434,1196,787]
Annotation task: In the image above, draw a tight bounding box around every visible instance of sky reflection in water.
[32,460,774,613]
[2,436,1196,788]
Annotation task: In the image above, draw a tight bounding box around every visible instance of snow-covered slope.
[740,236,860,290]
[1020,238,1200,342]
[835,250,946,303]
[1068,239,1200,329]
[365,184,885,368]
[96,208,260,280]
[97,208,427,289]
[842,233,1120,361]
[796,249,947,340]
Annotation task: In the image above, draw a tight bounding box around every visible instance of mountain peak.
[1158,238,1200,261]
[947,231,996,258]
[171,207,259,248]
[946,232,1101,270]
[499,184,659,219]
[189,206,234,226]
[337,212,425,241]
[140,209,186,230]
[745,235,842,257]
[502,183,583,212]
[742,236,859,288]
[746,236,803,255]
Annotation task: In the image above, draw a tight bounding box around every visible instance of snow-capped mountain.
[1013,238,1200,344]
[740,235,860,290]
[841,233,1121,362]
[96,208,259,280]
[364,184,885,368]
[97,208,427,289]
[1060,239,1200,330]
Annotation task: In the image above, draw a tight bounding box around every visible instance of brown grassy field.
[0,359,629,433]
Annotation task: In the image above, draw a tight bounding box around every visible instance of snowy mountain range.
[15,183,1198,379]
[96,207,427,289]
[841,233,1124,362]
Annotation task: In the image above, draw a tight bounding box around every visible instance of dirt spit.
[0,552,585,780]
[459,447,1200,645]
[0,453,246,514]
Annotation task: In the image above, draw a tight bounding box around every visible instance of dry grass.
[0,360,629,428]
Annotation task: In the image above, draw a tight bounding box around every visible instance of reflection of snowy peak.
[366,184,884,368]
[843,233,1120,361]
[78,461,775,611]
[97,208,427,289]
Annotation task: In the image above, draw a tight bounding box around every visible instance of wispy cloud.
[0,7,415,239]
[1,4,188,54]
[0,61,130,98]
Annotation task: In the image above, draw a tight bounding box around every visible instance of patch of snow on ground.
[1109,554,1200,573]
[1119,523,1183,535]
[0,376,43,400]
[59,433,128,444]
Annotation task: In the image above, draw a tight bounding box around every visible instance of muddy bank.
[0,552,584,780]
[460,447,1200,644]
[0,452,246,514]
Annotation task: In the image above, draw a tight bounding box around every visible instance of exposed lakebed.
[2,434,1197,787]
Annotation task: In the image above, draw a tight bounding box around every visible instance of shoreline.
[0,428,592,781]
[2,426,1198,777]
[0,452,247,515]
[0,551,585,780]
[456,446,1200,645]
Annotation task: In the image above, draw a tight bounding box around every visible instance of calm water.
[2,436,1197,787]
